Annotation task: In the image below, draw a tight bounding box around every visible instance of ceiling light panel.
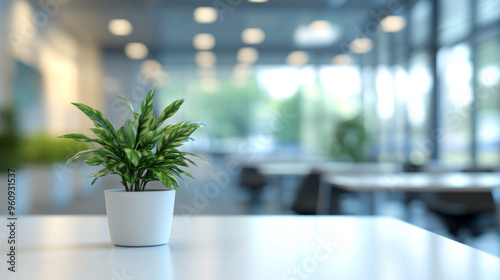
[380,15,406,32]
[237,47,259,64]
[349,38,373,54]
[195,51,217,68]
[108,19,133,36]
[286,51,309,66]
[125,42,148,59]
[241,28,265,45]
[194,7,218,23]
[193,33,215,50]
[332,54,353,65]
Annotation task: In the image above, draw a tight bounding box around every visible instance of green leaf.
[71,103,116,138]
[157,121,206,153]
[117,119,137,148]
[65,149,98,165]
[181,151,210,167]
[140,149,154,158]
[88,168,112,187]
[94,147,123,163]
[83,155,104,166]
[58,134,97,143]
[150,168,170,188]
[124,148,141,167]
[136,89,155,148]
[117,96,139,120]
[169,168,188,187]
[178,169,195,180]
[137,128,162,150]
[150,168,178,190]
[154,98,184,129]
[90,128,116,147]
[138,170,157,181]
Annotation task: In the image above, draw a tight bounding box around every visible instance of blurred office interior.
[0,0,500,255]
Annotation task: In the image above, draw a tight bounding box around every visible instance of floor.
[3,154,499,257]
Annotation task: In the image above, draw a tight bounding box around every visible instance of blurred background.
[0,0,500,255]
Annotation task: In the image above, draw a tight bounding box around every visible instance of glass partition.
[476,39,500,165]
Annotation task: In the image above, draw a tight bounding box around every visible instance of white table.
[253,162,400,208]
[1,215,499,280]
[256,162,400,177]
[318,172,500,215]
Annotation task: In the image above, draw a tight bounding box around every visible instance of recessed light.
[237,47,259,64]
[108,19,133,36]
[309,20,332,36]
[349,38,373,54]
[332,54,353,65]
[194,7,218,23]
[241,28,265,45]
[232,63,252,79]
[195,51,217,68]
[193,33,215,50]
[380,15,406,32]
[125,43,148,59]
[286,51,309,66]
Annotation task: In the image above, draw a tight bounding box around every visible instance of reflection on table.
[3,215,500,280]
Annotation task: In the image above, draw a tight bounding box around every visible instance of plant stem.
[122,176,130,192]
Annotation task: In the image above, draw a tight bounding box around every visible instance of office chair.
[400,161,424,221]
[291,171,346,215]
[238,167,267,210]
[423,168,497,240]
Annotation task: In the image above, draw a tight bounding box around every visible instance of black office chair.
[291,171,346,215]
[422,168,497,240]
[238,167,267,210]
[400,161,424,220]
[401,161,423,173]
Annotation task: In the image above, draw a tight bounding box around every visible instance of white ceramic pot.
[104,189,176,247]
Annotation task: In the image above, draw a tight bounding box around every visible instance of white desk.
[253,162,400,208]
[318,172,500,215]
[256,162,400,177]
[1,215,499,280]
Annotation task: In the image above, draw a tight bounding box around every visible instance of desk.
[1,215,499,280]
[256,162,400,177]
[254,162,400,208]
[318,173,500,215]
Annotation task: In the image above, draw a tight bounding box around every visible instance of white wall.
[1,0,103,135]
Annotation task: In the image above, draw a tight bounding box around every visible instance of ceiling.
[50,0,401,65]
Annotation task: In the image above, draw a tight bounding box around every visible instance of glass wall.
[476,39,500,165]
[438,44,473,164]
[350,0,500,166]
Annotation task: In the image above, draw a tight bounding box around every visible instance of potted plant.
[60,89,205,246]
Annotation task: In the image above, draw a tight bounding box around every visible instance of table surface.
[324,172,500,192]
[256,162,401,176]
[1,215,499,280]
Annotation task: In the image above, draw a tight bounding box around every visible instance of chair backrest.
[401,161,422,173]
[461,167,496,173]
[425,167,497,215]
[239,167,266,188]
[426,192,496,215]
[291,171,322,215]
